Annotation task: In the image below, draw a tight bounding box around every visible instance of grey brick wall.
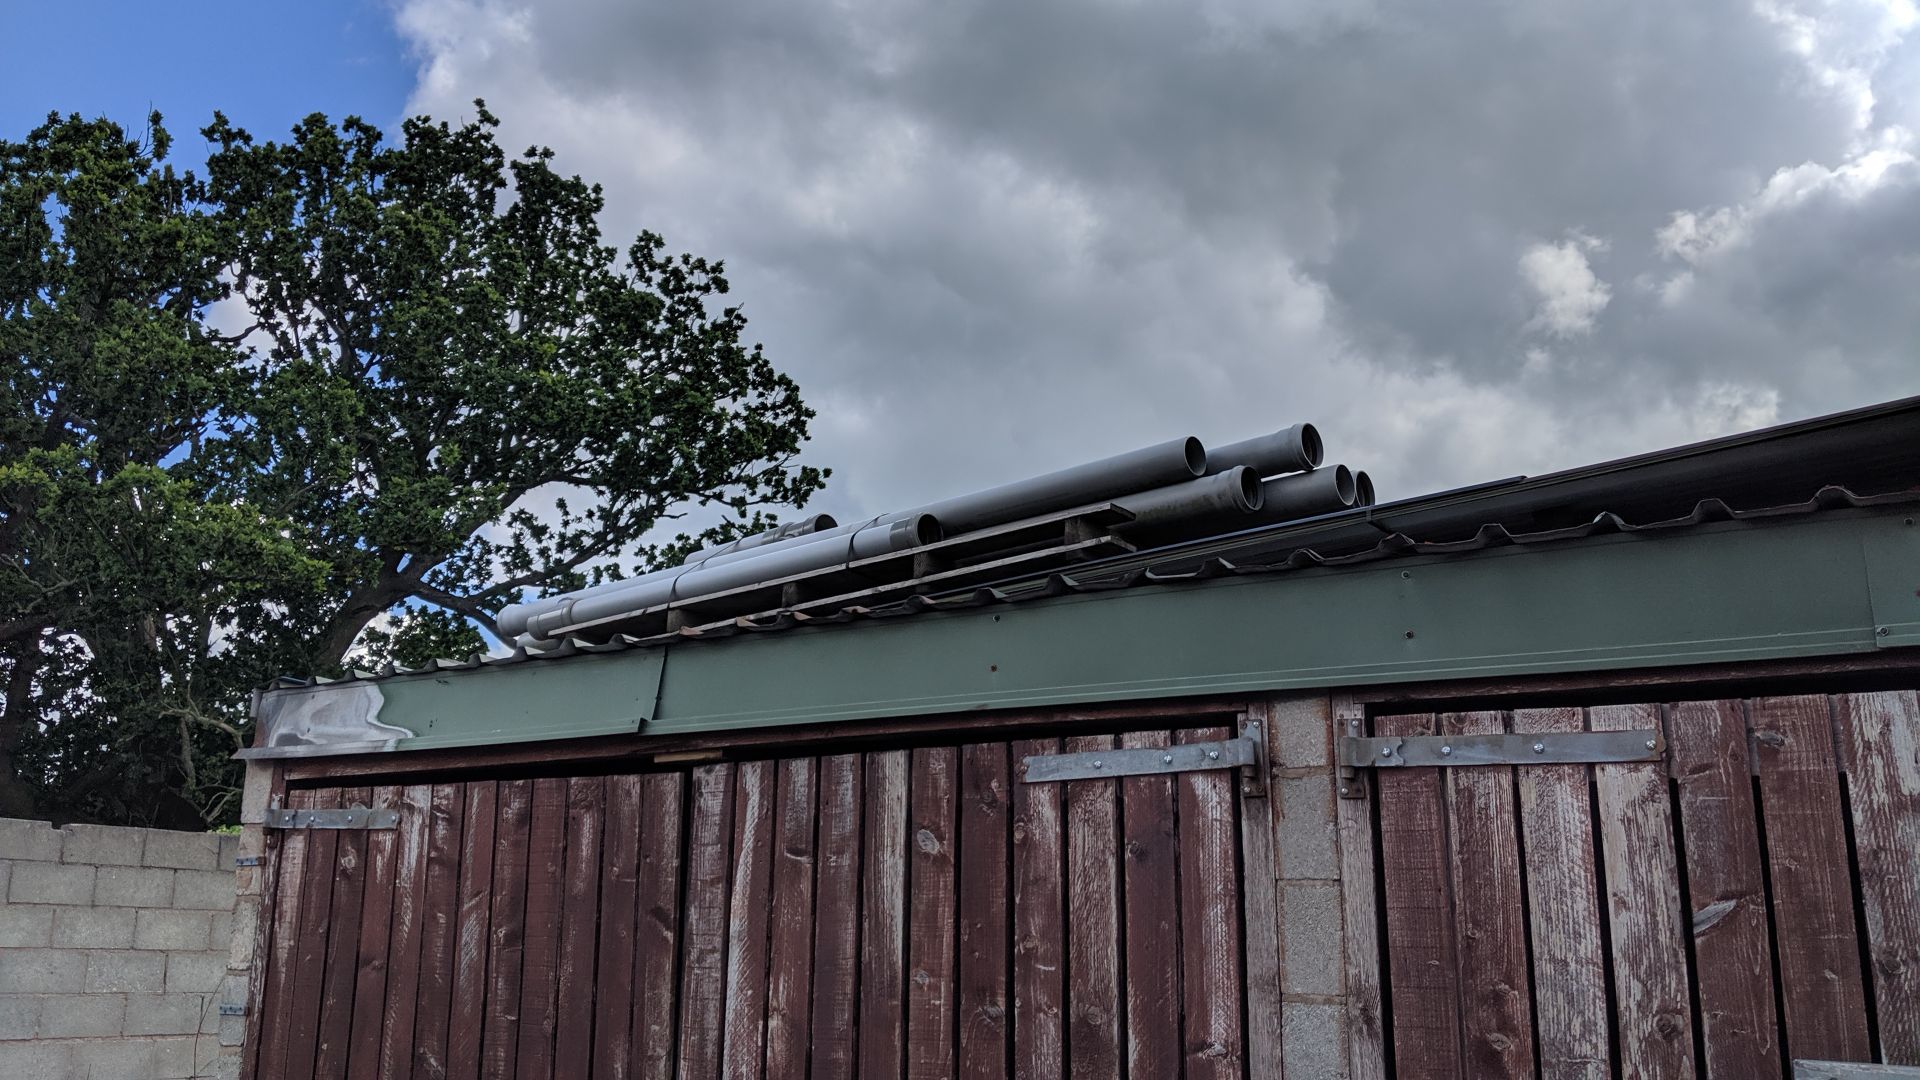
[0,818,238,1080]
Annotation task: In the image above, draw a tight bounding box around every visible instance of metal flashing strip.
[1794,1063,1920,1079]
[1340,729,1664,768]
[264,805,400,830]
[1021,728,1260,783]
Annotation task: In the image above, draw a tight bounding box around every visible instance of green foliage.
[0,104,827,826]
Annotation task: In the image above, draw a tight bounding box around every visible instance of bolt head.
[1379,747,1392,758]
[1207,749,1220,760]
[1092,760,1103,768]
[1645,739,1658,751]
[1162,754,1174,764]
[1440,745,1453,756]
[1532,742,1545,753]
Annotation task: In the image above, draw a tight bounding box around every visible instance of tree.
[0,104,827,826]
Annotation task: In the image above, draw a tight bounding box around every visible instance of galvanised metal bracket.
[1339,729,1665,769]
[264,805,400,830]
[1022,724,1262,788]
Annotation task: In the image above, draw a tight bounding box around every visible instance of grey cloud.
[397,0,1920,518]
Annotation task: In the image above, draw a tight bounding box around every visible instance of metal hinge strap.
[1021,729,1260,784]
[264,805,399,830]
[1339,729,1664,769]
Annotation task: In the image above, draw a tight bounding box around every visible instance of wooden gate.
[243,718,1276,1079]
[1360,690,1920,1079]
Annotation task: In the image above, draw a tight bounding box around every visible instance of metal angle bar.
[1339,729,1664,768]
[264,805,400,830]
[1021,732,1259,783]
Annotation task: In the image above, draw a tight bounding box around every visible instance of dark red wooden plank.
[1667,699,1781,1080]
[861,750,911,1080]
[1750,694,1871,1062]
[1375,713,1466,1080]
[1590,704,1697,1079]
[593,773,644,1080]
[446,781,499,1080]
[1119,729,1181,1079]
[676,763,737,1080]
[1439,711,1534,1077]
[1011,738,1064,1080]
[1176,726,1244,1080]
[1513,707,1611,1080]
[1063,734,1121,1080]
[315,786,373,1078]
[633,771,686,1080]
[412,782,466,1080]
[958,742,1011,1080]
[256,786,311,1080]
[378,784,433,1080]
[908,745,959,1080]
[1836,689,1920,1065]
[809,754,865,1080]
[286,786,345,1080]
[482,779,533,1079]
[553,777,606,1080]
[724,760,777,1079]
[515,777,569,1080]
[765,758,820,1079]
[345,785,402,1080]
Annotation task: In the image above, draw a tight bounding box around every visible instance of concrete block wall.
[0,818,240,1080]
[1268,693,1355,1079]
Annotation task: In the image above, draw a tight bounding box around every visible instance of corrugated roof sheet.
[273,484,1920,690]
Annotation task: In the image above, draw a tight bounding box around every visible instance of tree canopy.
[0,104,827,827]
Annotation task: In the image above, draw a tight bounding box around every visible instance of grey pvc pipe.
[683,513,839,567]
[1253,465,1357,523]
[1206,423,1322,479]
[522,513,939,641]
[1111,467,1263,533]
[500,512,843,635]
[900,435,1206,534]
[1354,471,1376,508]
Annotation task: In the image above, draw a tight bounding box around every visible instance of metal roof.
[244,394,1920,759]
[274,391,1920,691]
[272,483,1920,692]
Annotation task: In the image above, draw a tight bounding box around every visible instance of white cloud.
[1520,232,1611,338]
[386,0,1920,524]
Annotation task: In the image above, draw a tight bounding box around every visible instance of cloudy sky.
[9,0,1920,520]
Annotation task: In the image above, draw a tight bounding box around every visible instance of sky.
[8,0,1920,527]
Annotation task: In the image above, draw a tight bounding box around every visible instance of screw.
[1404,630,1416,639]
[1207,749,1220,760]
[1339,785,1350,796]
[1092,760,1103,769]
[1645,739,1658,751]
[1533,742,1545,753]
[1379,747,1392,759]
[1878,626,1892,637]
[1440,745,1453,756]
[1163,754,1174,764]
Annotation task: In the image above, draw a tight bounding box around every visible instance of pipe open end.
[1181,436,1207,477]
[1330,463,1357,506]
[906,512,942,547]
[1297,423,1324,469]
[1231,466,1263,512]
[806,513,840,532]
[1353,470,1375,507]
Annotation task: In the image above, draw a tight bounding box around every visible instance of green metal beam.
[264,508,1919,753]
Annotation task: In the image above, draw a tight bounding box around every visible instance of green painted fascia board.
[376,648,662,752]
[264,509,1917,751]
